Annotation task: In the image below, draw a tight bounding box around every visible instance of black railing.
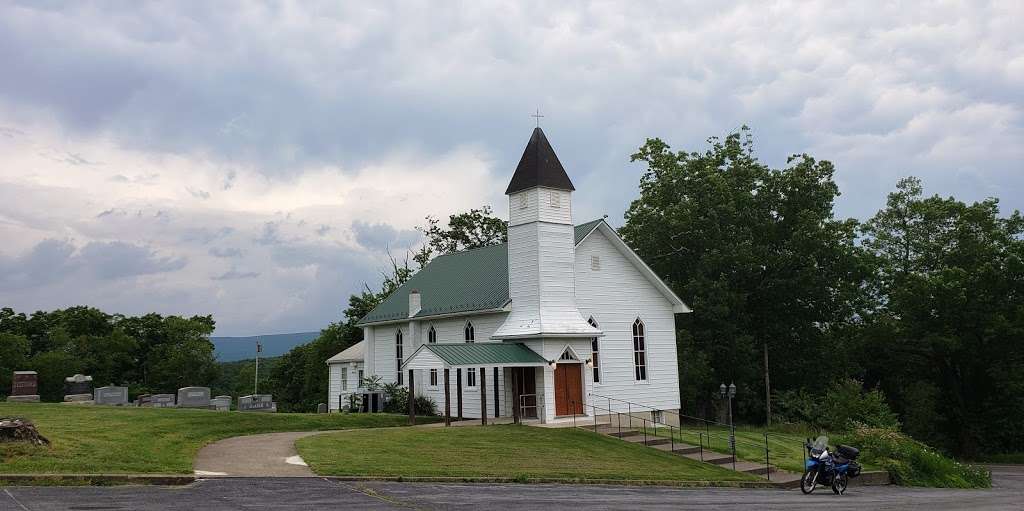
[576,397,776,479]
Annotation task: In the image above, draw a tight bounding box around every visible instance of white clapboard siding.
[574,228,681,413]
[328,363,342,411]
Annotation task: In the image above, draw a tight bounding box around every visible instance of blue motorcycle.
[801,436,862,494]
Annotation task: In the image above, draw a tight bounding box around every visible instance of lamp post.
[720,383,737,457]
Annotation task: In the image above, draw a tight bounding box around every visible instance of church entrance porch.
[510,367,538,419]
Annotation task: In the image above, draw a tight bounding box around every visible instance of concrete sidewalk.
[193,431,322,477]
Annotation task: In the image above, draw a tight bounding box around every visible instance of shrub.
[839,426,991,488]
[381,382,438,416]
[773,379,899,431]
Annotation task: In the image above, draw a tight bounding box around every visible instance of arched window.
[588,317,600,383]
[464,321,475,342]
[395,329,404,385]
[428,325,437,344]
[632,318,647,381]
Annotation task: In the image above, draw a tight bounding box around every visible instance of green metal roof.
[424,342,547,366]
[357,219,605,325]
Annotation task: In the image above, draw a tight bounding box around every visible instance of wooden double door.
[554,363,584,416]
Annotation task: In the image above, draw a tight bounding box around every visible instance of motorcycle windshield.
[812,436,829,451]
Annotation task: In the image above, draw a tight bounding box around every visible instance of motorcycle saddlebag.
[838,445,860,460]
[848,461,862,478]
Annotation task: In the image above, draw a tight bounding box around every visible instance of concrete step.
[621,435,671,446]
[731,461,774,475]
[684,452,735,465]
[650,442,702,455]
[604,430,640,438]
[767,470,804,488]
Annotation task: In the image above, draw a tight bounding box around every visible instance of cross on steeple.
[531,108,544,127]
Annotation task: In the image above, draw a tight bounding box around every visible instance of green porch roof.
[357,219,605,325]
[422,342,547,367]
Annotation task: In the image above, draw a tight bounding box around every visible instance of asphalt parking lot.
[2,465,1019,511]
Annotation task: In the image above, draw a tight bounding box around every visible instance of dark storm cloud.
[77,241,187,279]
[351,220,421,251]
[0,239,186,287]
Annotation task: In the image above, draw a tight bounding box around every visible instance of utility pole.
[764,342,771,426]
[254,338,262,395]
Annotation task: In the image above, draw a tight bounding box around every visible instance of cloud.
[78,241,187,279]
[0,0,1021,334]
[211,268,260,281]
[351,220,421,251]
[0,238,185,288]
[208,246,244,258]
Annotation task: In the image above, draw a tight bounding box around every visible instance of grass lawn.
[296,424,758,482]
[0,403,429,474]
[631,423,878,473]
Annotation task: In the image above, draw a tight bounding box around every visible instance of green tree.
[859,177,1024,457]
[414,206,508,266]
[0,333,30,398]
[620,128,866,423]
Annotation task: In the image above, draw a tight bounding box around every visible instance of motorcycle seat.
[833,456,850,465]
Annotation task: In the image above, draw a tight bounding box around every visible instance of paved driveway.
[193,431,321,477]
[2,466,1019,510]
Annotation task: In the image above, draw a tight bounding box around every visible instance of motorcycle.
[801,435,862,495]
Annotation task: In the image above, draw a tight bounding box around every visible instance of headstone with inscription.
[94,386,129,406]
[63,374,94,402]
[176,387,211,408]
[210,395,232,411]
[238,394,277,412]
[7,371,40,402]
[151,393,176,408]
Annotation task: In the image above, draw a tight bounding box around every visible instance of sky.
[1,1,1021,336]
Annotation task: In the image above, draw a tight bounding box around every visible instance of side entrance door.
[554,363,583,416]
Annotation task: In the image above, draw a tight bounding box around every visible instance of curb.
[322,475,780,488]
[0,474,195,486]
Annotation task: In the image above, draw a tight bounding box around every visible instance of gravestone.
[238,394,277,412]
[94,386,129,406]
[63,374,94,402]
[210,395,232,411]
[317,403,327,414]
[6,371,40,402]
[136,394,152,407]
[177,387,211,408]
[151,394,176,408]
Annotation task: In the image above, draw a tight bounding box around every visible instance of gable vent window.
[591,255,601,271]
[632,318,648,381]
[428,325,437,344]
[464,321,475,342]
[519,193,529,209]
[549,190,561,208]
[395,329,404,385]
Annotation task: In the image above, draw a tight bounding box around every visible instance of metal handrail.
[578,399,775,477]
[588,392,732,428]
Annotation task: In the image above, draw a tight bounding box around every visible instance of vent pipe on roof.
[409,290,421,318]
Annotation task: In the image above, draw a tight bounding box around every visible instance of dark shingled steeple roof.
[505,127,576,195]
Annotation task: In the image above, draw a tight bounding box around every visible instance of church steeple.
[505,127,576,195]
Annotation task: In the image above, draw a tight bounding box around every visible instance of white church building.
[327,128,690,423]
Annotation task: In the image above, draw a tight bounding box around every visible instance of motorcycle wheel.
[832,473,848,495]
[800,469,818,494]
